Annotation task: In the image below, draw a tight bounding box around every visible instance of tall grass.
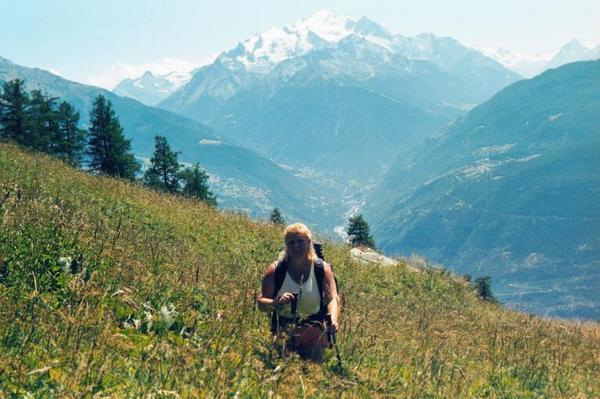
[0,143,598,398]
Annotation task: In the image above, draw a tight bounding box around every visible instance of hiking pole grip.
[291,293,299,326]
[325,313,342,366]
[325,314,335,341]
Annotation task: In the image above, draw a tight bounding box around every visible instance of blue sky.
[1,0,598,88]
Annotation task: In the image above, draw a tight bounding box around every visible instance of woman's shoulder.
[262,261,277,277]
[320,261,335,277]
[315,259,332,270]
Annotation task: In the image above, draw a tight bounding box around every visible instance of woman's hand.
[327,317,339,333]
[274,292,296,306]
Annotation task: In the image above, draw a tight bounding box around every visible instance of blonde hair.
[278,223,318,262]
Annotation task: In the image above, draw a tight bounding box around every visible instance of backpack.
[270,242,335,334]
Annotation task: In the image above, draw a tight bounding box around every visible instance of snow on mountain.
[545,39,600,69]
[160,10,521,123]
[470,45,551,77]
[471,39,600,77]
[171,9,515,104]
[217,10,395,73]
[161,70,193,88]
[208,9,520,87]
[113,70,193,106]
[297,9,354,42]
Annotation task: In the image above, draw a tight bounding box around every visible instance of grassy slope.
[0,143,598,398]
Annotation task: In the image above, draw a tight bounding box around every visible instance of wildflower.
[143,311,154,332]
[160,303,178,329]
[58,256,72,273]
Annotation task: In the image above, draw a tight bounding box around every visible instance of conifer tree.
[143,135,181,194]
[55,101,86,166]
[0,79,30,145]
[27,89,59,153]
[269,207,285,225]
[87,95,139,180]
[180,163,217,206]
[347,214,376,248]
[474,276,497,302]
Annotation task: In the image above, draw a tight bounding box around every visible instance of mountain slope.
[0,56,336,228]
[1,143,598,397]
[365,60,600,319]
[211,75,449,181]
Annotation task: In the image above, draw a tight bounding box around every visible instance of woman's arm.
[324,262,340,332]
[257,262,277,312]
[257,262,295,312]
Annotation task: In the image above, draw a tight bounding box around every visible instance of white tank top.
[276,262,321,318]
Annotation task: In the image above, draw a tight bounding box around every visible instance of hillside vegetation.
[0,143,598,398]
[0,57,336,229]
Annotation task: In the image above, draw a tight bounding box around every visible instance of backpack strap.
[313,259,328,316]
[271,259,288,335]
[273,259,288,296]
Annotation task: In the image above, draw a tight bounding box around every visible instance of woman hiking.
[258,223,339,362]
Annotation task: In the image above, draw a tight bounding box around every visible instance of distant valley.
[365,60,600,319]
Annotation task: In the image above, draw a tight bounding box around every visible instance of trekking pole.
[291,293,299,327]
[325,314,342,367]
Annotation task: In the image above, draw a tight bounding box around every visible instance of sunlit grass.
[0,143,598,398]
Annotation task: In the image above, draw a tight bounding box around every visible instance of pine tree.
[87,95,139,180]
[143,135,181,194]
[180,163,217,206]
[347,214,376,248]
[54,101,86,167]
[474,276,497,302]
[0,79,30,145]
[269,208,285,225]
[27,89,59,153]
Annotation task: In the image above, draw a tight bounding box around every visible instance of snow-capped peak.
[219,10,393,72]
[467,44,552,77]
[561,38,587,51]
[113,69,194,105]
[128,69,192,90]
[469,38,600,77]
[162,70,195,87]
[551,38,597,60]
[470,45,551,66]
[545,38,599,69]
[294,9,354,43]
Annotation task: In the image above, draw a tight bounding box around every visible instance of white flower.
[144,311,154,331]
[58,256,72,273]
[160,303,178,328]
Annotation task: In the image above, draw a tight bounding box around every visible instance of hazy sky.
[1,0,598,89]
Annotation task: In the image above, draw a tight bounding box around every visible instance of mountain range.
[365,60,600,319]
[116,27,599,107]
[475,38,600,77]
[157,11,520,189]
